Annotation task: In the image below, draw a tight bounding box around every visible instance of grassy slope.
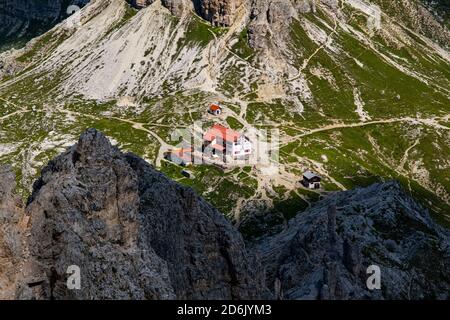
[0,2,449,227]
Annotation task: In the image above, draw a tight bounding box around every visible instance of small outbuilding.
[164,148,194,166]
[208,104,223,116]
[302,171,321,189]
[181,170,195,179]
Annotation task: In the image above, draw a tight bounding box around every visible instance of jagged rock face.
[258,182,450,300]
[0,166,25,300]
[126,153,264,299]
[15,129,264,299]
[129,0,154,9]
[193,0,245,26]
[131,0,243,25]
[133,0,245,26]
[247,0,338,50]
[19,129,174,299]
[161,0,185,17]
[0,0,89,40]
[246,0,334,75]
[128,0,185,18]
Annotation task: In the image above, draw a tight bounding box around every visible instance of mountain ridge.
[2,128,266,299]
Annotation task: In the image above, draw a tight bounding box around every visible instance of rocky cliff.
[2,0,448,47]
[129,0,244,26]
[0,0,89,50]
[257,182,450,300]
[2,129,265,299]
[0,166,25,299]
[193,0,245,26]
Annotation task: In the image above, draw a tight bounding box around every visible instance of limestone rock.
[257,182,450,300]
[15,128,265,299]
[161,0,185,17]
[0,165,25,300]
[129,0,154,9]
[0,0,89,41]
[193,0,245,26]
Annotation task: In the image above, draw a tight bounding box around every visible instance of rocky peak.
[11,128,265,299]
[257,181,450,300]
[161,0,185,17]
[193,0,245,26]
[129,0,153,9]
[0,0,89,49]
[0,165,24,300]
[129,0,244,26]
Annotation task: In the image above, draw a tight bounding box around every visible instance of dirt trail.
[0,97,31,121]
[284,115,450,144]
[0,109,31,121]
[53,107,172,166]
[397,138,420,171]
[200,3,249,93]
[109,117,173,166]
[288,17,338,82]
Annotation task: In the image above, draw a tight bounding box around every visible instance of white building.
[302,171,322,189]
[203,124,252,161]
[232,136,252,158]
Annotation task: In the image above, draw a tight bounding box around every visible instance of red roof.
[171,148,193,154]
[211,144,225,151]
[204,124,241,143]
[209,104,222,111]
[168,148,193,162]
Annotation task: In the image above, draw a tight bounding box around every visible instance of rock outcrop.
[125,153,264,299]
[9,128,264,299]
[161,0,185,17]
[193,0,245,26]
[0,0,89,43]
[0,166,25,300]
[247,0,339,52]
[129,0,153,9]
[131,0,244,26]
[257,182,450,300]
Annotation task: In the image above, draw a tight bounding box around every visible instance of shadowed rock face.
[0,166,25,299]
[0,0,89,43]
[130,0,244,26]
[193,0,245,26]
[14,128,265,299]
[125,153,265,299]
[257,182,450,300]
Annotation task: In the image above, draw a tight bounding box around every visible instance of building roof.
[303,171,320,180]
[211,143,225,151]
[168,148,193,162]
[209,104,222,112]
[170,148,193,155]
[204,124,241,143]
